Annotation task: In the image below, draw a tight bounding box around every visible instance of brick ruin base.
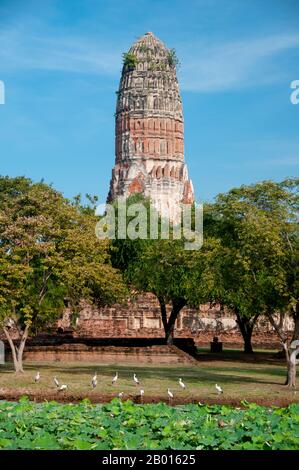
[2,294,291,364]
[57,293,292,350]
[3,338,197,364]
[20,344,193,364]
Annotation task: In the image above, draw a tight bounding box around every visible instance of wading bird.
[58,384,68,392]
[53,377,59,388]
[215,384,223,394]
[167,388,174,404]
[179,378,186,389]
[140,389,144,403]
[34,371,40,383]
[112,372,118,385]
[91,373,97,389]
[133,373,139,385]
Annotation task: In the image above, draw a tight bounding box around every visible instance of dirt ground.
[0,388,297,407]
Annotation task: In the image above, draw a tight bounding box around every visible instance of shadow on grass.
[0,362,286,387]
[196,350,284,366]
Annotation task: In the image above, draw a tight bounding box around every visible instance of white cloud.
[1,22,299,93]
[179,32,299,91]
[0,26,121,75]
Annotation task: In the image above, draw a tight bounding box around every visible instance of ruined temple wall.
[58,293,293,348]
[3,293,292,348]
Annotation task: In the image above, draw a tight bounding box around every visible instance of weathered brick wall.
[19,344,193,364]
[58,293,293,348]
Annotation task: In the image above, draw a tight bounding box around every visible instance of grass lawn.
[0,350,297,405]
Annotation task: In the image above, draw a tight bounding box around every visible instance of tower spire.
[108,32,194,222]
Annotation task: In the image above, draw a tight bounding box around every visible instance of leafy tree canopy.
[0,176,126,371]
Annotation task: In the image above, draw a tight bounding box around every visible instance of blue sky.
[0,0,298,203]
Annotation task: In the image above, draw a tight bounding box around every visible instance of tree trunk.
[165,324,174,345]
[235,311,257,354]
[280,341,290,385]
[265,311,298,387]
[285,342,299,388]
[158,297,185,345]
[158,297,168,337]
[165,319,178,345]
[285,310,299,386]
[291,307,299,342]
[244,333,254,354]
[164,309,176,345]
[17,324,30,366]
[285,360,296,388]
[3,324,30,373]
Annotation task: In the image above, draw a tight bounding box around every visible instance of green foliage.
[129,238,215,308]
[111,195,220,342]
[201,179,299,326]
[122,52,138,71]
[0,176,127,370]
[167,48,180,68]
[0,399,297,450]
[0,176,126,329]
[110,193,155,277]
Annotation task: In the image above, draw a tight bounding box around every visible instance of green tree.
[131,239,191,344]
[0,177,126,372]
[111,196,215,344]
[204,179,298,382]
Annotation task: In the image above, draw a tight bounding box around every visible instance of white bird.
[140,389,144,396]
[118,392,124,399]
[53,377,59,388]
[167,388,174,400]
[133,373,139,385]
[91,373,97,389]
[112,372,118,385]
[34,371,40,383]
[179,378,186,389]
[58,384,68,392]
[215,384,223,394]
